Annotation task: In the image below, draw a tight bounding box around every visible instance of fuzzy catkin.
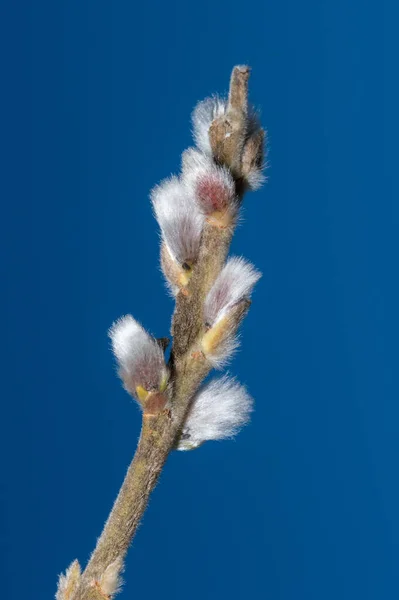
[177,375,253,450]
[109,315,168,401]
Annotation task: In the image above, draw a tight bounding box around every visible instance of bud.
[151,176,204,270]
[177,375,253,450]
[193,68,266,191]
[201,257,261,366]
[109,316,169,414]
[181,148,238,227]
[191,95,227,156]
[208,66,250,174]
[56,559,81,600]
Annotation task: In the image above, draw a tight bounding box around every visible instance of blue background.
[1,1,398,599]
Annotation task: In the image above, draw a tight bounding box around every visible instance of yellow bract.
[159,373,169,393]
[135,385,149,403]
[136,374,168,404]
[201,315,230,354]
[178,266,192,287]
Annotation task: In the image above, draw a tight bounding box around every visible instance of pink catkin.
[196,175,232,213]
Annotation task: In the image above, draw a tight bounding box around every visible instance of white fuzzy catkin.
[177,375,253,450]
[56,560,81,600]
[181,148,238,218]
[151,176,204,267]
[97,558,124,598]
[109,315,167,394]
[191,95,227,155]
[204,257,261,327]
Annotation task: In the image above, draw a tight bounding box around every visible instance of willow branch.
[57,65,265,600]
